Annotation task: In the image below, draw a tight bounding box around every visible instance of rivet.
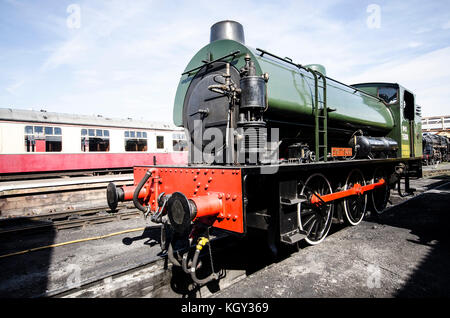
[208,177,213,182]
[227,214,231,220]
[226,194,230,200]
[218,193,223,199]
[197,182,201,187]
[233,215,237,221]
[232,195,237,201]
[194,176,197,181]
[204,169,209,174]
[205,184,209,189]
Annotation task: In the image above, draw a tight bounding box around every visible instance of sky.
[1,0,450,124]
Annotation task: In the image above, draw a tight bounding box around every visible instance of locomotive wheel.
[370,167,390,215]
[299,173,334,245]
[343,169,367,226]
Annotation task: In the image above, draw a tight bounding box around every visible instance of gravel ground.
[0,215,162,297]
[0,172,448,298]
[213,176,450,298]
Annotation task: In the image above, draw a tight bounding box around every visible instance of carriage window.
[124,130,148,152]
[156,136,164,149]
[25,125,62,152]
[172,132,187,151]
[81,128,110,152]
[25,126,33,134]
[34,126,43,134]
[46,135,62,152]
[378,87,398,104]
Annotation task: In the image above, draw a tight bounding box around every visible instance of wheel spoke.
[312,220,320,240]
[343,169,367,225]
[306,219,317,236]
[299,173,333,245]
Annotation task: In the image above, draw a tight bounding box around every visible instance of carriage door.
[403,90,415,157]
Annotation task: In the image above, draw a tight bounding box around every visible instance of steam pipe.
[133,170,152,213]
[167,242,181,267]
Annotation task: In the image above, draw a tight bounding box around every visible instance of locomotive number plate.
[331,147,353,157]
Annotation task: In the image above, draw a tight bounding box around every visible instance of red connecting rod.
[310,178,386,205]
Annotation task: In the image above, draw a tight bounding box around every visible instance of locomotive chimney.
[210,20,245,44]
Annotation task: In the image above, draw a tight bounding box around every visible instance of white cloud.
[408,41,423,48]
[5,80,25,95]
[343,46,450,117]
[2,0,450,123]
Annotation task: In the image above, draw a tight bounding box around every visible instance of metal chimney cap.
[210,20,245,44]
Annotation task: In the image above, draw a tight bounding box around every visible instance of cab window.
[378,87,398,104]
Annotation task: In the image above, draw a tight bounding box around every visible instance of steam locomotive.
[422,132,449,165]
[107,21,422,285]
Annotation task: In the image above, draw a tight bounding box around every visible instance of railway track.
[0,168,133,182]
[49,232,249,298]
[49,175,450,298]
[423,167,450,177]
[0,204,141,236]
[2,170,448,298]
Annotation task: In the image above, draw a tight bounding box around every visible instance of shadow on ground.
[376,181,450,297]
[0,221,56,298]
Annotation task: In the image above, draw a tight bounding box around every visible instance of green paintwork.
[304,64,327,76]
[355,83,422,159]
[173,39,395,134]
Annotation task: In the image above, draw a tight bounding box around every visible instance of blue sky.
[1,0,450,123]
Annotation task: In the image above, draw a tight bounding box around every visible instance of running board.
[281,228,307,244]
